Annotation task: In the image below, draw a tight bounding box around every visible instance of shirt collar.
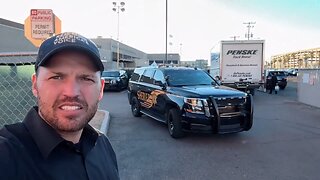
[23,106,99,159]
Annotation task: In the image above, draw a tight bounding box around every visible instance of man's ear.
[99,79,105,100]
[31,73,38,97]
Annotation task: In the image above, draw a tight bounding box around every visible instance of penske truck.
[210,40,264,95]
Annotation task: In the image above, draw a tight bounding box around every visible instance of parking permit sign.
[30,9,54,39]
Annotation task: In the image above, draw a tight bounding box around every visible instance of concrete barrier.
[297,69,320,108]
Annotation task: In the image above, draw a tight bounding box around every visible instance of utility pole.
[243,21,255,40]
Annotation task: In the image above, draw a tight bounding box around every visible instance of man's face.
[32,51,105,133]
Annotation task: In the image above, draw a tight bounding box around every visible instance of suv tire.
[167,108,185,138]
[131,96,142,117]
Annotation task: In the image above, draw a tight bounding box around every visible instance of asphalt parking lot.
[99,81,320,180]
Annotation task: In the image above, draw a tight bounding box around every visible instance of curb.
[99,110,110,135]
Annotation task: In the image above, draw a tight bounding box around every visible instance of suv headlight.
[183,97,209,116]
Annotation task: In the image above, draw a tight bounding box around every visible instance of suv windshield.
[269,71,286,76]
[102,71,120,77]
[165,69,216,86]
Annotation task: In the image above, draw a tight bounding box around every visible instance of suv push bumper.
[181,95,253,134]
[181,112,249,134]
[223,82,262,89]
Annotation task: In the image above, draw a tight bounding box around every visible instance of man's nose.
[62,78,81,97]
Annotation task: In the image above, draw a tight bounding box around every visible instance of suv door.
[151,69,167,120]
[138,69,156,114]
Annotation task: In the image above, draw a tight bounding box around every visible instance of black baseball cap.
[35,32,104,72]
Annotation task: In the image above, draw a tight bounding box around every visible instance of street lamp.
[112,1,125,69]
[169,34,173,54]
[179,43,182,64]
[165,0,168,66]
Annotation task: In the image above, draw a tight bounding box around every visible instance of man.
[0,32,120,180]
[269,72,278,94]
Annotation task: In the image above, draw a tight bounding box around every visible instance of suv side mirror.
[213,80,221,86]
[164,75,170,82]
[161,82,167,90]
[155,80,167,90]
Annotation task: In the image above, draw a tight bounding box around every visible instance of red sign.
[30,9,54,39]
[25,9,61,47]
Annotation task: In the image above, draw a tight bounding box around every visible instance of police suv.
[127,67,253,138]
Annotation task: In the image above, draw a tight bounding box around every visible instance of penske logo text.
[226,50,258,55]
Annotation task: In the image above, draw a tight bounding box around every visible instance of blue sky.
[1,0,320,61]
[222,0,320,29]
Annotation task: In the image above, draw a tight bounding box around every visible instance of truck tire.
[131,96,142,117]
[167,108,185,138]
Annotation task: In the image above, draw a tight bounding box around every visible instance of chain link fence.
[0,53,37,128]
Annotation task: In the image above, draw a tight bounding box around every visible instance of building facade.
[147,53,180,66]
[91,37,148,70]
[271,48,320,69]
[0,18,38,65]
[180,59,208,69]
[1,18,183,70]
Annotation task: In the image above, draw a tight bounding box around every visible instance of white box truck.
[210,40,264,95]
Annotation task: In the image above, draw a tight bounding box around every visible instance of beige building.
[271,48,320,69]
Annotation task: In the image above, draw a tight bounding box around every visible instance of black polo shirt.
[0,106,119,180]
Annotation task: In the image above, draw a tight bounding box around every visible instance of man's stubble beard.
[37,94,98,133]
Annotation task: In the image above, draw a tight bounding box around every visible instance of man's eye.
[50,76,62,80]
[81,77,95,82]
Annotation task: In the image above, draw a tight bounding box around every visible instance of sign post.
[24,9,61,47]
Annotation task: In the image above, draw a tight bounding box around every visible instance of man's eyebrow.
[49,71,65,76]
[78,73,97,78]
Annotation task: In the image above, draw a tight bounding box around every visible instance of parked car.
[287,68,299,76]
[265,70,288,90]
[127,67,253,138]
[101,70,129,91]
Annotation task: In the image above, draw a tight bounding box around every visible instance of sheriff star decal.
[137,90,165,108]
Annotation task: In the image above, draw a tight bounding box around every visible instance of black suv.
[266,70,288,89]
[102,70,129,91]
[128,67,253,138]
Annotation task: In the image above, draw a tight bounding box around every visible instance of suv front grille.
[218,106,238,114]
[214,97,246,107]
[208,96,246,115]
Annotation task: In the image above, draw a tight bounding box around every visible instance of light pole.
[165,0,168,66]
[169,34,173,53]
[179,43,182,65]
[112,1,125,69]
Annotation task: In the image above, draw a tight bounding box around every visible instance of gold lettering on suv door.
[137,90,165,108]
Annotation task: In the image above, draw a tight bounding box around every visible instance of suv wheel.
[167,108,185,138]
[131,96,142,117]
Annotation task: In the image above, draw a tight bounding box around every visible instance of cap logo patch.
[53,32,89,45]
